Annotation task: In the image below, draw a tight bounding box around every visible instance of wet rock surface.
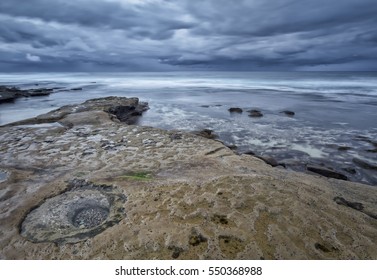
[0,97,377,259]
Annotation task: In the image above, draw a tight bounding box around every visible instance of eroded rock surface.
[20,179,126,244]
[0,97,376,260]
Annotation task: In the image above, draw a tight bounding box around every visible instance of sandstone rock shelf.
[0,97,376,259]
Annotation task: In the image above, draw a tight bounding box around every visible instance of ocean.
[0,71,376,185]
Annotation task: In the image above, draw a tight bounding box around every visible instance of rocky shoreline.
[215,106,377,185]
[0,96,376,259]
[2,84,375,185]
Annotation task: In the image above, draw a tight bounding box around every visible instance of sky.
[0,0,376,72]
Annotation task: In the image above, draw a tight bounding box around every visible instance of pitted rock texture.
[0,97,376,259]
[20,179,126,244]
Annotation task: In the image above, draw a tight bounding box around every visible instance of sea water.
[0,71,376,184]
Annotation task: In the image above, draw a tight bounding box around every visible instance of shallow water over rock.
[0,170,8,182]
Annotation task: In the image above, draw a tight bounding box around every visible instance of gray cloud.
[0,0,376,71]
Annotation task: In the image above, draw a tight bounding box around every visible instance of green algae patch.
[74,171,87,178]
[118,171,152,181]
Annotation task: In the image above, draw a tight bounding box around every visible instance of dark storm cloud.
[0,0,376,71]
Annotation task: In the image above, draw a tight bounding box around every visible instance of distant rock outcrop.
[280,110,295,116]
[228,107,243,113]
[247,109,263,117]
[0,86,53,103]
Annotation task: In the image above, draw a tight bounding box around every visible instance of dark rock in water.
[338,146,351,151]
[70,87,83,91]
[225,144,238,150]
[256,156,279,167]
[366,148,377,153]
[352,158,377,171]
[354,136,377,147]
[334,197,364,211]
[228,107,243,114]
[247,109,263,118]
[307,165,348,180]
[100,99,148,124]
[28,88,52,97]
[194,129,218,139]
[201,105,222,108]
[280,110,295,116]
[0,86,19,93]
[107,105,142,124]
[0,91,17,103]
[0,85,53,103]
[342,167,356,174]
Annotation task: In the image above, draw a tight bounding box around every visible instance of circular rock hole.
[72,206,109,229]
[20,179,127,243]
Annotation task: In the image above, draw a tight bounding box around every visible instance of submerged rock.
[353,158,377,171]
[342,167,357,174]
[280,110,295,116]
[228,107,243,114]
[255,155,279,167]
[247,109,263,118]
[338,146,352,151]
[307,165,348,180]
